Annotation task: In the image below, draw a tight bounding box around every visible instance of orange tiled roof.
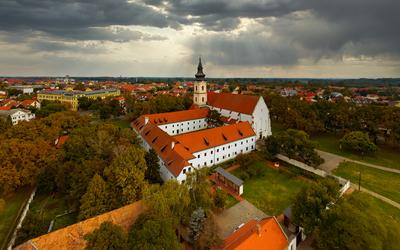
[132,112,255,177]
[137,108,209,126]
[55,135,69,149]
[173,122,255,153]
[0,106,11,110]
[132,120,193,177]
[223,217,288,250]
[207,92,260,115]
[14,201,145,250]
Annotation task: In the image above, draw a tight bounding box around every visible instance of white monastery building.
[132,58,272,183]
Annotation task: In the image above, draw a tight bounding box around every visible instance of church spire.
[195,57,205,80]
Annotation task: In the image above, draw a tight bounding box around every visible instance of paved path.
[350,184,400,209]
[316,150,400,174]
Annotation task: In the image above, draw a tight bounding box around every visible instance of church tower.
[193,57,207,106]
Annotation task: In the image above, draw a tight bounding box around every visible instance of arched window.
[202,97,204,102]
[201,86,204,91]
[195,97,197,102]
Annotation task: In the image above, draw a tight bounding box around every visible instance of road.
[316,149,400,174]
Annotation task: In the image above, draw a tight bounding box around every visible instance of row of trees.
[292,179,399,249]
[78,97,124,119]
[265,92,400,148]
[125,94,193,120]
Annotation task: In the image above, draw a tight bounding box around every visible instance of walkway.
[350,184,400,209]
[316,150,400,174]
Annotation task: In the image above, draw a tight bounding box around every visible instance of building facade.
[0,108,35,125]
[37,88,120,111]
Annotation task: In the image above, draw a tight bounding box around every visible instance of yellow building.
[37,88,121,111]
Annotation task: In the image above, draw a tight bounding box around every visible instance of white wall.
[158,118,208,135]
[10,110,35,125]
[252,97,272,139]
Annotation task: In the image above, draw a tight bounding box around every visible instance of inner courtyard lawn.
[312,133,400,170]
[232,162,311,215]
[333,162,400,204]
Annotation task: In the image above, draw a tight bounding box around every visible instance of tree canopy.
[340,131,377,156]
[84,222,128,250]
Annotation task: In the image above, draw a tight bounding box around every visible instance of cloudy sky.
[0,0,399,78]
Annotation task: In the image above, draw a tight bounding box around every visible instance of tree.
[195,213,223,250]
[316,194,400,250]
[0,199,5,213]
[189,208,206,243]
[185,168,214,211]
[0,116,11,133]
[104,145,147,207]
[206,109,223,128]
[213,189,228,209]
[128,216,181,250]
[79,174,110,220]
[35,101,67,117]
[292,177,340,234]
[267,129,324,167]
[144,149,162,184]
[340,131,377,157]
[84,222,128,250]
[143,181,191,225]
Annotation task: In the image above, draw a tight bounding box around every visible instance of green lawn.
[53,212,78,231]
[312,133,400,170]
[333,162,400,204]
[232,162,311,215]
[349,191,400,228]
[0,188,32,249]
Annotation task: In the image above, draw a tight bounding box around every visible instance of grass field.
[0,188,31,249]
[232,162,311,215]
[334,162,400,204]
[349,191,400,228]
[312,133,400,170]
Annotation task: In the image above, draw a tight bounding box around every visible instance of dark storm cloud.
[0,0,171,41]
[28,40,106,54]
[181,0,400,66]
[190,29,299,66]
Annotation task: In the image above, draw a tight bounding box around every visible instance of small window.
[211,151,213,154]
[223,147,225,150]
[211,160,213,164]
[217,158,219,161]
[228,146,230,149]
[241,142,243,145]
[183,169,186,174]
[197,155,200,158]
[246,147,248,151]
[217,149,219,152]
[204,162,207,166]
[204,153,207,156]
[228,154,230,157]
[235,143,237,147]
[223,156,225,159]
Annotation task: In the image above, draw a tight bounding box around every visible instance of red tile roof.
[137,108,209,126]
[132,110,255,177]
[207,92,260,115]
[223,217,288,250]
[173,122,255,153]
[14,201,145,250]
[132,120,193,177]
[55,135,69,149]
[0,106,11,110]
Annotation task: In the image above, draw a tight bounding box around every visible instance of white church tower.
[193,57,207,106]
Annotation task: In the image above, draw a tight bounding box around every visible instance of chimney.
[144,116,149,125]
[171,141,175,149]
[256,223,261,237]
